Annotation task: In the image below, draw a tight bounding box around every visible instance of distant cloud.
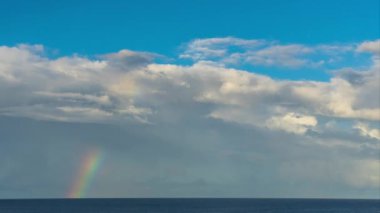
[180,37,354,68]
[243,44,313,68]
[180,37,263,60]
[356,39,380,55]
[354,122,380,140]
[0,39,379,197]
[102,49,156,71]
[0,39,379,124]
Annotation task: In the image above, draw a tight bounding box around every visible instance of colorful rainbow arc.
[67,149,104,198]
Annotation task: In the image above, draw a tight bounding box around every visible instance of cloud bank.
[0,38,379,198]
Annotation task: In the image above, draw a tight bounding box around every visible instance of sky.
[0,0,379,199]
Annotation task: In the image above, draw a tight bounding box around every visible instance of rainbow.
[67,149,104,198]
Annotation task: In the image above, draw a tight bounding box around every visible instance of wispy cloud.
[180,37,355,69]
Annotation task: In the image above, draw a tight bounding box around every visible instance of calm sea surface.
[0,198,379,213]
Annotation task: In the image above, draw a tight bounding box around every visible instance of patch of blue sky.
[1,0,378,81]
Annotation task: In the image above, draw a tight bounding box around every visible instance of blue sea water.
[0,198,379,213]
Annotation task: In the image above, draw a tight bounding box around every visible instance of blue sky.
[0,1,379,199]
[1,0,379,81]
[1,0,379,55]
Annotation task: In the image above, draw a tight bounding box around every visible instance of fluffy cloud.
[354,122,380,140]
[356,39,380,55]
[0,41,379,125]
[0,45,154,123]
[0,39,379,197]
[266,113,317,135]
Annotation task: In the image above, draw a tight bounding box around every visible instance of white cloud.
[244,44,313,68]
[266,113,317,135]
[357,39,380,55]
[180,38,354,68]
[0,41,379,126]
[0,45,153,123]
[180,37,263,60]
[354,122,380,140]
[0,39,380,197]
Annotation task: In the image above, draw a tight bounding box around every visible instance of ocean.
[0,198,379,213]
